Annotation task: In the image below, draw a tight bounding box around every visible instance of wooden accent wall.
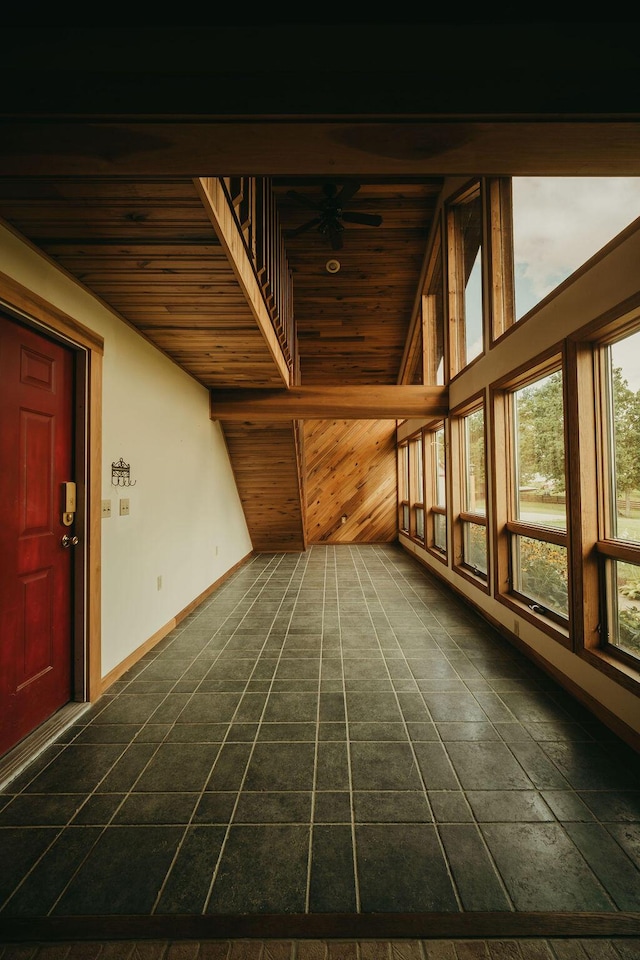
[221,421,306,552]
[304,419,398,544]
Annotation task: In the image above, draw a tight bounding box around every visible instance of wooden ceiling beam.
[210,385,448,421]
[2,122,640,178]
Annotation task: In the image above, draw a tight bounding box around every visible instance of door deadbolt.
[61,534,79,548]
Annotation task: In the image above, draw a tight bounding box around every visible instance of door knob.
[61,534,79,548]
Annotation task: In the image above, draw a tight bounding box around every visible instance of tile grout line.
[200,549,312,915]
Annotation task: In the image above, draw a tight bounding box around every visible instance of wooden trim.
[569,293,640,345]
[460,511,487,526]
[565,339,598,655]
[0,268,104,354]
[597,540,640,563]
[487,176,514,342]
[580,645,640,697]
[505,520,568,548]
[100,552,253,693]
[195,177,290,388]
[86,350,102,701]
[211,385,448,421]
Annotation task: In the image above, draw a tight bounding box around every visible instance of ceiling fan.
[284,181,383,250]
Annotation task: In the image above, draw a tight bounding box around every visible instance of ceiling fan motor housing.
[286,182,383,249]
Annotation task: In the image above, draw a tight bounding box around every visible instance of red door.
[0,313,75,756]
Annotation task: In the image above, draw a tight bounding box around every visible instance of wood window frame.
[425,420,448,564]
[569,300,640,691]
[487,177,515,343]
[446,179,486,380]
[409,433,425,544]
[491,344,572,647]
[423,220,447,387]
[451,392,490,593]
[398,441,410,535]
[398,430,427,545]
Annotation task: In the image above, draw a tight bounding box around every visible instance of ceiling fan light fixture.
[326,258,341,273]
[286,182,383,249]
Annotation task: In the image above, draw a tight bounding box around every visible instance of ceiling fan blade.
[286,189,322,211]
[334,181,361,205]
[286,217,322,238]
[341,211,383,226]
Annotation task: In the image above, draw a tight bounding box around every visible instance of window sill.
[497,592,571,649]
[580,645,640,695]
[453,563,490,595]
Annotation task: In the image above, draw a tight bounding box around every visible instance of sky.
[513,177,640,388]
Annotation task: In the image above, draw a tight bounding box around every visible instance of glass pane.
[434,427,446,506]
[607,559,640,661]
[402,504,410,532]
[608,329,640,543]
[433,513,446,552]
[512,535,568,618]
[513,371,566,529]
[465,249,483,365]
[415,507,425,540]
[464,408,486,514]
[400,446,409,500]
[512,177,640,321]
[454,190,483,367]
[424,235,445,386]
[415,436,424,497]
[463,520,487,575]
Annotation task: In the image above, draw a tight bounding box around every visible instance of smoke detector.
[325,259,341,274]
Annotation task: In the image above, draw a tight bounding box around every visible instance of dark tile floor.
[1,543,639,926]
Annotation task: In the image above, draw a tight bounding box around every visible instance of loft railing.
[221,177,297,380]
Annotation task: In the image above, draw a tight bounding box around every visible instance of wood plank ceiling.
[0,173,441,551]
[0,178,287,388]
[271,178,442,384]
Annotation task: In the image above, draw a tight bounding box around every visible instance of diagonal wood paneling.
[221,421,306,553]
[304,419,398,544]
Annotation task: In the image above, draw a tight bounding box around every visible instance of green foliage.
[611,365,640,509]
[620,573,640,601]
[518,537,568,616]
[618,606,640,658]
[515,371,565,493]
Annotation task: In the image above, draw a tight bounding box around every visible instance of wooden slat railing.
[221,177,296,380]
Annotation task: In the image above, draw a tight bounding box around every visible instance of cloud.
[512,177,640,301]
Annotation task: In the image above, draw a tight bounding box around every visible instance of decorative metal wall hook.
[111,457,136,487]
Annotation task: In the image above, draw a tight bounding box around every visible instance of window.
[410,434,425,542]
[426,422,447,559]
[398,442,410,535]
[424,224,446,386]
[494,357,570,636]
[447,182,484,376]
[596,323,640,665]
[511,177,640,322]
[453,402,488,584]
[510,367,568,621]
[400,222,446,387]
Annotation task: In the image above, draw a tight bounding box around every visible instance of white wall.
[0,224,253,678]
